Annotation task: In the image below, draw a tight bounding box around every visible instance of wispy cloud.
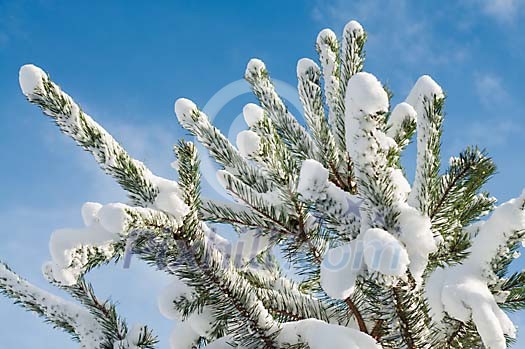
[311,0,434,64]
[448,71,520,152]
[39,114,181,203]
[310,0,470,95]
[465,119,522,148]
[474,72,511,108]
[479,0,524,22]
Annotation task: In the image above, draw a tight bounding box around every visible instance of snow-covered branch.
[5,17,524,349]
[0,262,105,347]
[245,59,318,160]
[426,192,525,349]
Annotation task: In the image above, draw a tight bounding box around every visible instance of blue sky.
[0,0,524,347]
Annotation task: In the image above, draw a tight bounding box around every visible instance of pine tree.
[2,19,524,349]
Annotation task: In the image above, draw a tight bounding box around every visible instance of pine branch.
[171,140,280,348]
[65,279,157,349]
[245,59,318,160]
[316,29,345,155]
[217,170,292,234]
[344,297,368,334]
[200,198,275,230]
[19,65,161,206]
[0,261,105,347]
[248,107,299,185]
[9,18,525,349]
[408,96,445,215]
[175,99,271,193]
[297,58,348,190]
[297,159,361,240]
[392,282,432,349]
[430,147,496,221]
[340,21,366,92]
[244,269,336,323]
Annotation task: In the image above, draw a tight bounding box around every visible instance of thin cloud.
[40,114,181,203]
[474,72,511,108]
[310,0,470,89]
[481,0,524,22]
[464,120,523,149]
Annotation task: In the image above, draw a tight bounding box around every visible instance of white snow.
[154,190,189,219]
[236,130,261,158]
[321,241,363,299]
[231,228,271,266]
[296,58,318,77]
[81,202,102,226]
[216,170,230,191]
[344,20,364,37]
[363,228,409,277]
[425,192,525,349]
[297,159,329,200]
[316,31,337,71]
[345,72,389,121]
[316,28,337,46]
[397,206,436,285]
[427,267,516,349]
[97,203,129,234]
[344,72,394,177]
[246,58,266,75]
[0,262,105,347]
[204,224,233,256]
[48,224,117,285]
[19,64,46,96]
[113,324,148,348]
[243,103,264,127]
[168,307,215,348]
[158,277,195,320]
[169,321,200,349]
[386,102,417,139]
[149,175,189,220]
[316,28,340,129]
[45,202,170,286]
[468,192,525,265]
[405,75,444,209]
[278,319,381,349]
[296,158,361,235]
[186,307,215,336]
[343,71,438,286]
[389,168,411,202]
[174,98,198,125]
[405,75,444,114]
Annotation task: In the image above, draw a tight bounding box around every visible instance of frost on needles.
[1,19,524,349]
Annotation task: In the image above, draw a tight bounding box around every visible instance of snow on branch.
[175,98,271,194]
[426,192,525,349]
[297,58,346,188]
[18,64,182,208]
[406,75,445,215]
[386,102,417,149]
[343,72,438,285]
[297,159,361,239]
[316,28,345,155]
[7,17,525,349]
[0,262,105,347]
[245,58,318,160]
[45,202,184,286]
[278,319,380,349]
[340,21,366,91]
[242,104,299,186]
